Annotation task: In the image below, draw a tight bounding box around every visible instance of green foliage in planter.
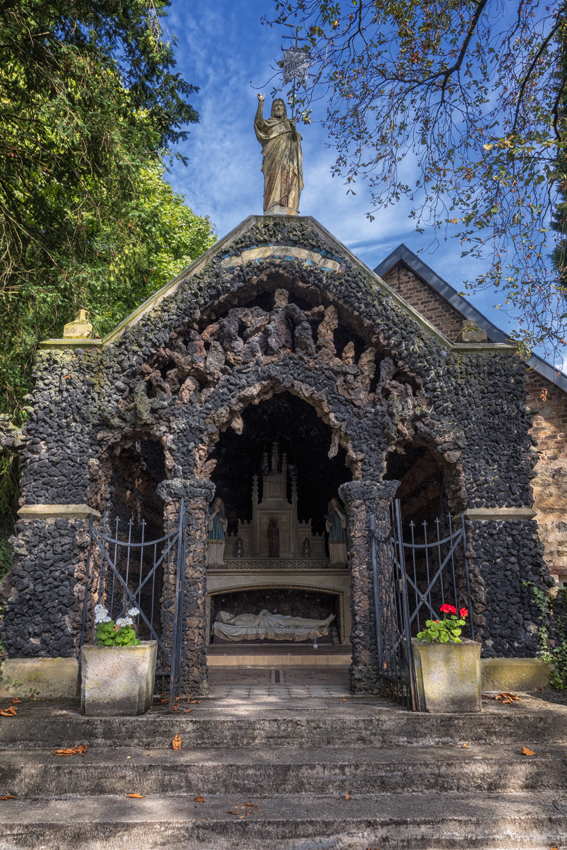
[416,605,470,644]
[95,621,141,647]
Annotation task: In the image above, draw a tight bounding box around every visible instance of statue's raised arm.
[254,94,303,216]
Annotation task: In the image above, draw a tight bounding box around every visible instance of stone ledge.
[481,657,551,692]
[18,504,101,520]
[215,559,339,571]
[207,653,351,667]
[456,507,536,521]
[0,657,78,698]
[38,339,103,350]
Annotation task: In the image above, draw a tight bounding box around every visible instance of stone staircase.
[1,692,567,849]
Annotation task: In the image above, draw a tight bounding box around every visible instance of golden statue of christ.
[254,94,304,215]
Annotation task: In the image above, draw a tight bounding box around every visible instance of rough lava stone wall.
[0,215,549,691]
[4,517,89,657]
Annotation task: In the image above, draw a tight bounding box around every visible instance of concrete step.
[1,698,566,750]
[0,791,566,849]
[2,745,567,797]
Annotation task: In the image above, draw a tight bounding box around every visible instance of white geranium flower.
[94,605,109,624]
[127,607,140,617]
[115,617,134,628]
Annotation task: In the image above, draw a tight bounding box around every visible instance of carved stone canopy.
[226,441,325,561]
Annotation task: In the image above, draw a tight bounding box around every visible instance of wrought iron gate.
[370,500,473,711]
[80,501,187,710]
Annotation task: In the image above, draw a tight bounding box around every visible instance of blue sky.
[164,0,540,347]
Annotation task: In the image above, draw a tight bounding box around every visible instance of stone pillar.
[158,477,215,696]
[339,479,399,694]
[459,507,546,658]
[0,504,100,659]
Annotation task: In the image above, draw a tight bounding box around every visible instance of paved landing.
[207,666,350,699]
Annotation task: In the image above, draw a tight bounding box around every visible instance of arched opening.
[204,391,353,669]
[210,588,342,644]
[209,392,350,542]
[108,438,166,536]
[384,444,447,527]
[101,438,167,641]
[384,443,469,637]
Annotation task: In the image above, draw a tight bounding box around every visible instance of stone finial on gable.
[456,319,488,344]
[63,309,93,339]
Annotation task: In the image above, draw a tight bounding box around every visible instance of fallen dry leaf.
[227,811,237,815]
[462,743,468,749]
[194,795,205,802]
[522,747,536,756]
[345,790,352,800]
[172,734,182,750]
[0,706,17,717]
[184,709,192,713]
[245,802,257,807]
[126,793,145,798]
[52,745,88,756]
[190,699,200,704]
[0,795,16,800]
[10,698,20,705]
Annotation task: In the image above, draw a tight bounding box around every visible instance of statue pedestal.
[208,542,225,566]
[329,542,347,565]
[265,204,299,216]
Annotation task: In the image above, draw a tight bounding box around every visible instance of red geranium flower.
[459,607,469,618]
[440,604,457,615]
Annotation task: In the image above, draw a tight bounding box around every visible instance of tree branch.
[512,19,561,134]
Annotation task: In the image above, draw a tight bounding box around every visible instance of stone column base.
[180,666,209,697]
[349,663,379,694]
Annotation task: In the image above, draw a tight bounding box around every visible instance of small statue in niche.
[325,497,347,564]
[302,537,311,558]
[268,517,280,558]
[235,537,244,558]
[208,497,228,566]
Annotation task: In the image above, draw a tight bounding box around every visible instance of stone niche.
[209,588,342,644]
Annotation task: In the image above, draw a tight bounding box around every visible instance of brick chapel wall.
[526,370,567,582]
[381,265,465,342]
[380,262,567,584]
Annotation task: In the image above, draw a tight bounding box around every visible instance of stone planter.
[412,638,481,713]
[81,641,157,716]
